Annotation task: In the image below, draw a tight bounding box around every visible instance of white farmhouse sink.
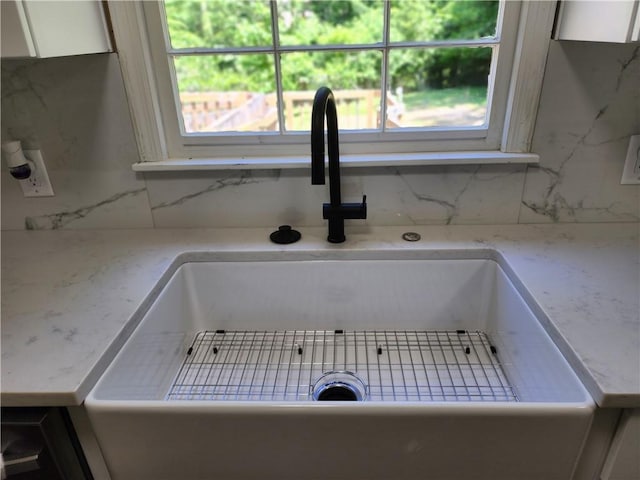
[86,250,594,480]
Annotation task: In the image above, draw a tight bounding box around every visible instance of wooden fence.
[180,89,402,132]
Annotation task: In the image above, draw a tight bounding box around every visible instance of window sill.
[132,151,539,172]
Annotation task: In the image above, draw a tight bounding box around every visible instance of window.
[108,1,556,169]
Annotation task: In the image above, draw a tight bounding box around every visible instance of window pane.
[173,55,277,133]
[387,47,491,128]
[279,51,382,131]
[278,0,384,46]
[390,1,499,42]
[165,0,272,49]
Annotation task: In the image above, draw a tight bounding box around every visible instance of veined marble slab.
[144,164,527,228]
[1,224,638,407]
[520,42,640,224]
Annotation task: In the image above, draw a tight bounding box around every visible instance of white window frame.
[107,0,556,171]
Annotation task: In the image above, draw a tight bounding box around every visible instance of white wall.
[1,41,638,230]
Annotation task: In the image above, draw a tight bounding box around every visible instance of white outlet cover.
[19,150,55,197]
[620,135,640,185]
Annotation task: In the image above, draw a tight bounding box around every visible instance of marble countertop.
[1,224,638,408]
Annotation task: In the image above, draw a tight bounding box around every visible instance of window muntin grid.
[158,0,503,136]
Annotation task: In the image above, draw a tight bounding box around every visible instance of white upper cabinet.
[554,0,640,43]
[1,0,112,58]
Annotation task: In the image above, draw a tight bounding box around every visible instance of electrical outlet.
[621,135,640,185]
[18,150,55,197]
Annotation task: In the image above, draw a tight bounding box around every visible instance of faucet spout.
[311,87,367,243]
[311,87,337,193]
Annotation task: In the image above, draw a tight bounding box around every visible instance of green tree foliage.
[165,0,498,93]
[308,0,379,25]
[421,0,498,88]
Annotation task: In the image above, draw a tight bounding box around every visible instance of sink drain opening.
[312,371,367,401]
[316,385,357,401]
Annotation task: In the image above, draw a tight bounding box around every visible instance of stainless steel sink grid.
[166,329,518,402]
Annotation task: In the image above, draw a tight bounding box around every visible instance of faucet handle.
[322,195,367,220]
[357,194,367,219]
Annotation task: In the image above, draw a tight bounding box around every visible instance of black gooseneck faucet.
[311,86,367,243]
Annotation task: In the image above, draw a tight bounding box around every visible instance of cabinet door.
[1,0,111,58]
[0,1,36,58]
[601,409,640,480]
[25,1,111,57]
[555,0,640,43]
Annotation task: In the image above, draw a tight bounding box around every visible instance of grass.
[402,86,487,110]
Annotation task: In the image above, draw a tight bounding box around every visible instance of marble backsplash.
[1,42,638,231]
